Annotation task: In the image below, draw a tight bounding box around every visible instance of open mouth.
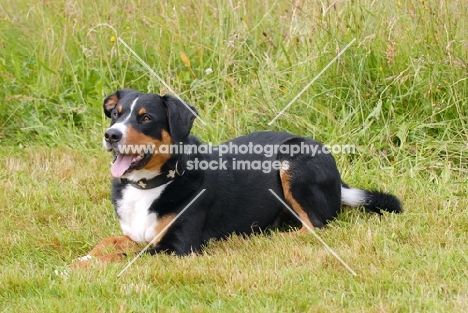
[110,152,152,178]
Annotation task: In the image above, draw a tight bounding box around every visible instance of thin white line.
[268,189,357,276]
[124,97,139,124]
[117,37,207,126]
[117,189,206,277]
[268,38,356,125]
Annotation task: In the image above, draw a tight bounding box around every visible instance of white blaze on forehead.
[119,96,139,125]
[128,96,139,117]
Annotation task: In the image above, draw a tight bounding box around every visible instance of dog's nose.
[104,128,123,144]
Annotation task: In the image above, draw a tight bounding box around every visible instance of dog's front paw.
[69,253,125,268]
[76,254,93,262]
[69,254,94,268]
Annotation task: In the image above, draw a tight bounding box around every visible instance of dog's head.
[102,89,197,180]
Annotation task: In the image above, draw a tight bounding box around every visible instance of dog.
[73,89,402,266]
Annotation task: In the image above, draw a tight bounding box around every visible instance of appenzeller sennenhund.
[73,89,402,267]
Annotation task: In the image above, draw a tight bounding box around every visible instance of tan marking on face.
[104,94,119,112]
[126,127,173,172]
[152,213,177,246]
[117,105,123,113]
[138,107,147,115]
[280,168,314,232]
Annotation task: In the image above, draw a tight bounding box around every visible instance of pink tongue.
[111,155,135,178]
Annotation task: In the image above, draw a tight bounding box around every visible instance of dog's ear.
[103,89,136,118]
[162,95,197,143]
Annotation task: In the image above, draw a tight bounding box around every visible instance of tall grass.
[1,0,467,311]
[1,1,467,149]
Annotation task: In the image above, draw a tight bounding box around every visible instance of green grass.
[1,0,468,311]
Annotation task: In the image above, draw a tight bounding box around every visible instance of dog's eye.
[142,115,151,123]
[113,111,119,118]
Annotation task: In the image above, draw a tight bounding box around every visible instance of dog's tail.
[340,183,402,214]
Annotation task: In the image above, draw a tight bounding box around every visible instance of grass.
[1,0,468,311]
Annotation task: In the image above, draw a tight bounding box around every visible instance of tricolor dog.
[74,89,402,266]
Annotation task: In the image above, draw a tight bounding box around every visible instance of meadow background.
[1,0,468,311]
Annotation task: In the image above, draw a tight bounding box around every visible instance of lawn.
[1,0,468,312]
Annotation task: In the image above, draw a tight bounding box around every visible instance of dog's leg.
[145,212,205,256]
[279,157,341,235]
[87,235,139,256]
[71,235,140,268]
[70,252,127,268]
[280,164,315,235]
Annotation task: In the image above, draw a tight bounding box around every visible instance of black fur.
[103,89,402,256]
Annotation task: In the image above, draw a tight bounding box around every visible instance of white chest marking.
[116,182,169,243]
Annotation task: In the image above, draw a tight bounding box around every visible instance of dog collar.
[120,161,185,190]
